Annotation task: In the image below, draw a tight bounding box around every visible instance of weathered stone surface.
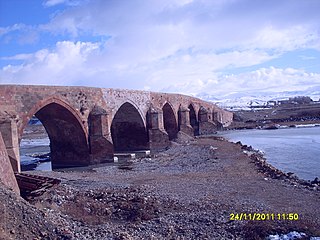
[0,119,20,172]
[88,106,114,163]
[0,85,233,173]
[0,132,19,194]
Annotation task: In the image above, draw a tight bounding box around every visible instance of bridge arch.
[21,97,90,169]
[162,102,178,140]
[111,102,149,152]
[111,100,147,129]
[188,103,199,136]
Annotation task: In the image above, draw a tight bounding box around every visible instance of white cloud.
[209,67,320,97]
[41,0,320,50]
[0,24,28,36]
[1,0,320,99]
[36,0,320,72]
[247,25,320,52]
[0,41,101,85]
[163,66,320,98]
[0,40,275,90]
[1,53,33,61]
[144,49,277,91]
[0,24,39,45]
[43,0,84,7]
[3,39,319,100]
[299,55,317,61]
[43,0,66,7]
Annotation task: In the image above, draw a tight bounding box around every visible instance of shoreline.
[218,126,320,182]
[2,136,319,239]
[202,134,320,189]
[234,140,320,190]
[228,119,320,131]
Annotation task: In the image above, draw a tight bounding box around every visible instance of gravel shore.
[1,136,320,239]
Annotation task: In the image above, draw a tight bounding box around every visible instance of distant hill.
[196,88,320,110]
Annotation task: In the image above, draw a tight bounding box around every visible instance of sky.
[1,0,320,101]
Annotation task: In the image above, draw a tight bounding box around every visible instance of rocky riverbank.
[1,136,320,239]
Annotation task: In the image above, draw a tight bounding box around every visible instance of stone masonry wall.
[0,85,233,174]
[0,132,19,194]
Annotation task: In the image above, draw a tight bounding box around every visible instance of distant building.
[278,100,291,105]
[275,96,313,106]
[288,96,312,104]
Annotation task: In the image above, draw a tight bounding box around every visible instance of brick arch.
[187,102,198,121]
[20,96,90,169]
[111,102,149,152]
[161,101,178,123]
[20,96,87,139]
[162,102,178,140]
[111,99,147,129]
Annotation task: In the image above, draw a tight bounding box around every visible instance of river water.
[219,126,320,181]
[19,126,320,180]
[20,138,51,171]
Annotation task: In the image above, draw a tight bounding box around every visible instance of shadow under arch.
[162,102,178,140]
[111,102,149,152]
[21,97,90,169]
[188,103,199,136]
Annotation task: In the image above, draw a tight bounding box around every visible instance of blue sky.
[1,0,320,99]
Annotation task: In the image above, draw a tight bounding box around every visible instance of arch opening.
[20,102,90,170]
[19,116,50,171]
[111,102,149,152]
[162,103,178,140]
[188,104,199,136]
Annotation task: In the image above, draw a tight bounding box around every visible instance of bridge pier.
[198,107,217,135]
[147,108,170,151]
[88,106,114,163]
[0,119,20,172]
[0,131,19,194]
[178,107,194,136]
[213,112,224,130]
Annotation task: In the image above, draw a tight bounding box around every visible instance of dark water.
[19,138,145,171]
[219,127,320,181]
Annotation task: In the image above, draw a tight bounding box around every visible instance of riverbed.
[219,126,320,181]
[20,137,51,171]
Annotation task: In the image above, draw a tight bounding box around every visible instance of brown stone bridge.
[0,85,232,192]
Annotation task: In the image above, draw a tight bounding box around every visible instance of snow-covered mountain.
[196,88,320,110]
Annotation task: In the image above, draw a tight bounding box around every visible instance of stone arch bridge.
[0,85,232,181]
